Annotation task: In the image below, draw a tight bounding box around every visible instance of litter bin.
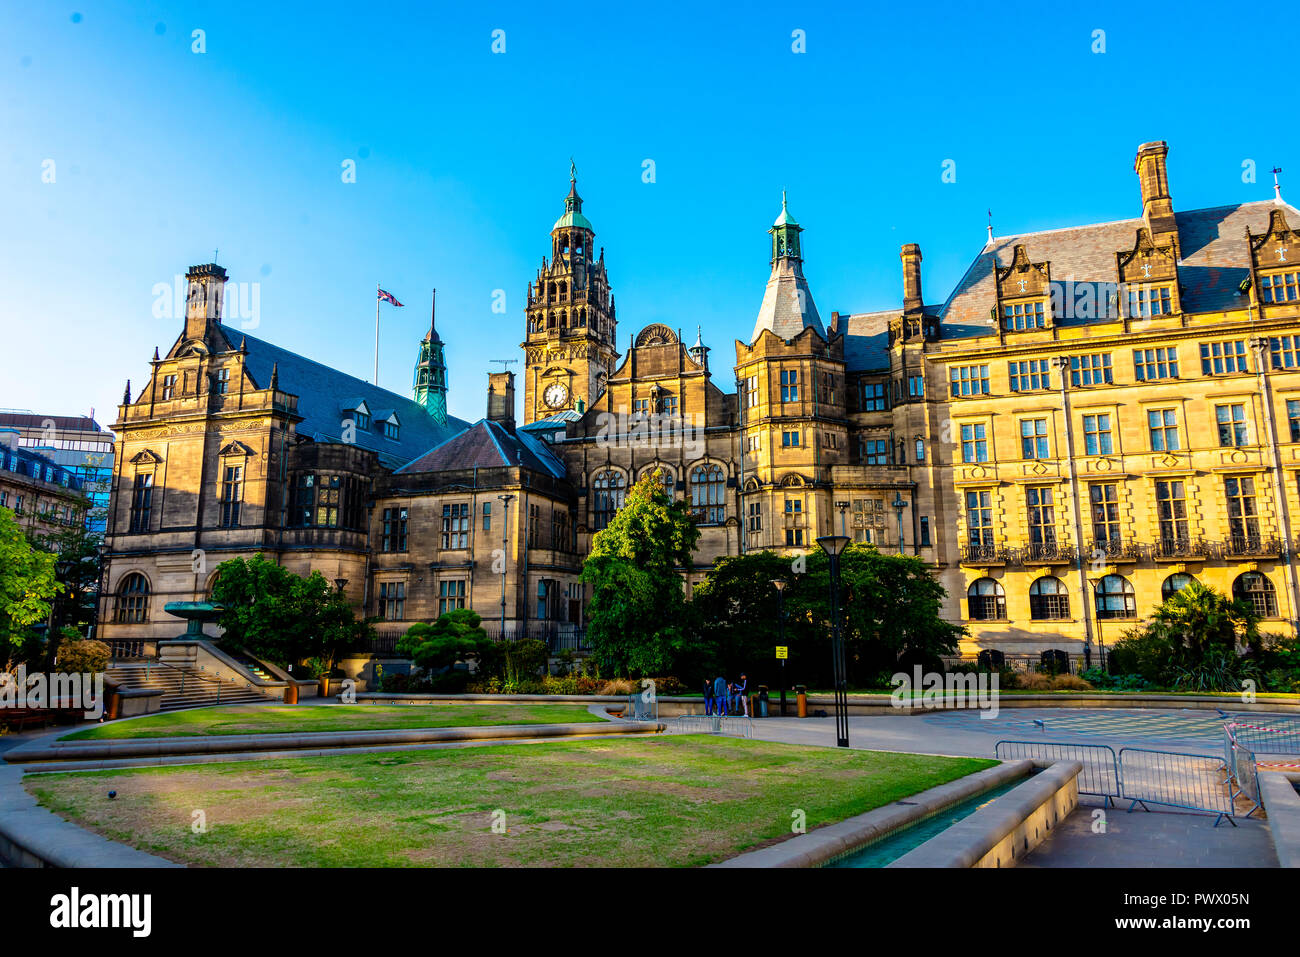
[284,683,299,705]
[795,684,808,718]
[756,686,769,718]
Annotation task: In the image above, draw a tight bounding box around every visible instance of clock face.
[543,382,569,409]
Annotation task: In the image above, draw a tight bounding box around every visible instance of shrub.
[1050,674,1093,691]
[54,639,110,674]
[596,679,635,695]
[1008,671,1052,690]
[1265,668,1300,694]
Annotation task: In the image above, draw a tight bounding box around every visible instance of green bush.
[54,639,110,674]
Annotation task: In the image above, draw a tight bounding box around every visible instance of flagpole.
[374,282,380,385]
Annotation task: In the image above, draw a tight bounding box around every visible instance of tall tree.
[210,554,371,669]
[0,508,60,664]
[580,469,699,676]
[32,517,101,634]
[692,545,964,686]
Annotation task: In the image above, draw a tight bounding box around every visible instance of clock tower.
[522,164,619,424]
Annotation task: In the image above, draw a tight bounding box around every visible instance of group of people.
[703,673,748,717]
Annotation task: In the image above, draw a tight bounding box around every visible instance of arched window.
[591,471,626,531]
[1094,574,1135,619]
[1029,576,1069,620]
[690,464,725,524]
[1161,573,1197,603]
[967,578,1006,620]
[915,438,925,463]
[115,573,150,624]
[1233,572,1278,618]
[645,467,674,496]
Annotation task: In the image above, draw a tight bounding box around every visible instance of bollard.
[796,684,808,719]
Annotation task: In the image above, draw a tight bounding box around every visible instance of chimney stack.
[184,263,228,341]
[487,371,516,431]
[1135,141,1178,245]
[900,243,924,314]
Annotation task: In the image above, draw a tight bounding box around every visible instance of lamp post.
[95,541,109,649]
[498,493,515,640]
[1088,576,1107,672]
[891,493,908,555]
[817,535,851,748]
[333,578,348,593]
[772,577,788,716]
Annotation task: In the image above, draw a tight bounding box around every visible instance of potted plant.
[305,657,330,697]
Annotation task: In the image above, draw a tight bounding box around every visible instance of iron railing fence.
[957,537,1288,566]
[361,623,589,656]
[940,653,1088,676]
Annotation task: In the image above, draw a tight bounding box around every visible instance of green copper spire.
[413,289,448,426]
[770,191,803,261]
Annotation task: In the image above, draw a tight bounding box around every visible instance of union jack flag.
[377,288,404,307]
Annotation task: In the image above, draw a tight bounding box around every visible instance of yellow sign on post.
[775,646,788,659]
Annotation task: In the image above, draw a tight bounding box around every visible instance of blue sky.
[1,1,1295,428]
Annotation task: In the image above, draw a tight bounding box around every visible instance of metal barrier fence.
[1117,747,1236,827]
[624,694,658,722]
[668,714,755,739]
[994,741,1120,804]
[1222,719,1300,814]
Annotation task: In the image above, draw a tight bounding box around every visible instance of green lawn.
[62,703,604,740]
[29,737,993,867]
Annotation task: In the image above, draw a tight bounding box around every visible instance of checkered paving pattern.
[920,707,1238,743]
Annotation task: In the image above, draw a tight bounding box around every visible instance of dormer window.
[1261,271,1300,303]
[1128,284,1173,317]
[353,412,370,430]
[215,368,230,394]
[384,420,399,440]
[1003,301,1045,331]
[161,375,176,400]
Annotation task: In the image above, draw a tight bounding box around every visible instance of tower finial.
[987,208,994,245]
[570,157,577,184]
[1273,166,1285,204]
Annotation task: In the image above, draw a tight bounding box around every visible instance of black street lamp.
[772,576,788,716]
[94,541,110,647]
[817,534,851,748]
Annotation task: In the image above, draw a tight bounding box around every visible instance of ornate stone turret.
[750,193,825,342]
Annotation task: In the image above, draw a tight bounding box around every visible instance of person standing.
[702,678,714,716]
[733,672,748,716]
[713,674,729,716]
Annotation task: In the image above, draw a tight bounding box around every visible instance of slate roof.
[217,323,471,470]
[936,200,1300,339]
[840,310,897,372]
[750,257,825,343]
[397,418,568,480]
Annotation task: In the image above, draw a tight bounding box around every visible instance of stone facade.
[100,142,1300,662]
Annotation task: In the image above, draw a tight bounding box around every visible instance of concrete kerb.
[6,720,666,766]
[711,760,1034,868]
[889,760,1082,868]
[349,691,1300,716]
[0,764,178,868]
[1259,772,1300,868]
